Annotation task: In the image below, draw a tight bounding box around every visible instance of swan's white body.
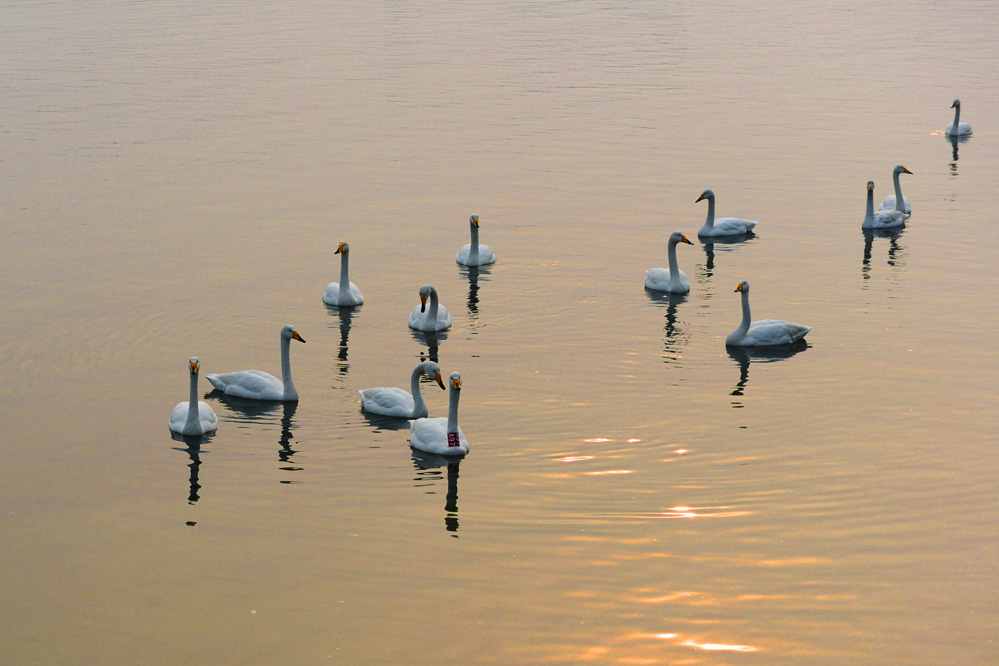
[726,281,811,347]
[322,242,364,307]
[879,165,912,214]
[408,285,452,332]
[169,357,219,436]
[207,325,306,401]
[359,361,445,418]
[410,372,468,456]
[695,190,758,237]
[945,99,972,137]
[862,181,905,230]
[645,231,693,293]
[456,215,496,266]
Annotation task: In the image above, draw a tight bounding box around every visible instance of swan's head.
[417,284,437,312]
[952,99,960,108]
[420,361,446,390]
[188,357,200,374]
[470,215,480,227]
[894,165,912,176]
[449,372,462,391]
[335,242,349,255]
[670,231,693,246]
[696,189,714,203]
[281,324,306,343]
[867,181,875,192]
[734,280,749,293]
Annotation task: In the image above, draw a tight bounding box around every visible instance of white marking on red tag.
[447,432,460,448]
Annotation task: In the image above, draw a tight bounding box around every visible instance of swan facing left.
[726,281,811,347]
[410,372,469,456]
[456,215,497,266]
[169,357,219,436]
[945,99,972,137]
[207,325,306,401]
[322,242,364,307]
[646,231,694,293]
[862,181,905,230]
[408,285,452,332]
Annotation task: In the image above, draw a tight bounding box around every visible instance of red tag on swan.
[447,432,460,448]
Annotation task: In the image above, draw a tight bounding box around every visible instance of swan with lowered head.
[207,325,306,401]
[726,281,811,347]
[410,372,469,456]
[359,361,446,418]
[862,181,905,230]
[456,215,496,266]
[696,190,758,237]
[945,99,972,137]
[879,165,912,214]
[322,242,364,307]
[408,285,452,332]
[645,231,694,293]
[169,357,219,436]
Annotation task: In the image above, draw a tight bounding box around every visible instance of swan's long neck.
[864,188,874,225]
[185,371,201,430]
[728,290,751,343]
[338,252,351,298]
[667,238,681,289]
[952,104,961,130]
[447,384,461,433]
[892,171,905,213]
[468,224,480,264]
[280,336,298,400]
[426,289,440,326]
[410,365,427,415]
[704,197,715,229]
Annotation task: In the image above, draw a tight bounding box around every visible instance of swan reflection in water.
[862,228,908,283]
[645,289,690,363]
[947,133,969,173]
[171,430,215,505]
[459,264,491,333]
[696,233,756,282]
[411,329,448,364]
[412,450,462,535]
[728,340,809,400]
[325,304,357,377]
[208,392,303,482]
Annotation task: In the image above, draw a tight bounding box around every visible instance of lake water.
[2,1,998,664]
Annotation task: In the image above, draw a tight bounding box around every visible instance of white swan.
[322,242,364,307]
[410,372,468,456]
[645,231,693,293]
[169,357,219,436]
[945,98,972,137]
[879,165,912,214]
[408,284,452,332]
[696,190,758,237]
[207,325,306,401]
[359,361,446,418]
[862,181,905,230]
[726,281,811,347]
[456,215,496,266]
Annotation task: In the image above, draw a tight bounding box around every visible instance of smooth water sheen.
[2,1,998,664]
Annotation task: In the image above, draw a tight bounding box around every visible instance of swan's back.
[700,217,757,237]
[207,369,283,400]
[359,386,420,418]
[409,417,469,455]
[169,401,219,435]
[408,304,452,331]
[456,244,497,266]
[322,282,364,306]
[879,195,911,214]
[740,319,811,346]
[863,209,906,230]
[645,268,690,293]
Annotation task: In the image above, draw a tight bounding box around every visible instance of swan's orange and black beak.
[951,100,958,108]
[451,376,462,390]
[189,360,199,373]
[335,243,344,254]
[434,372,446,390]
[471,215,479,227]
[420,295,428,312]
[680,234,693,245]
[902,167,913,174]
[292,330,306,343]
[735,283,745,292]
[867,182,874,191]
[695,193,706,202]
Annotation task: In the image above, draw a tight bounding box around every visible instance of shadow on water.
[412,450,462,536]
[696,232,756,281]
[411,329,448,363]
[360,409,413,432]
[458,265,491,333]
[325,304,358,377]
[946,133,969,174]
[170,430,215,507]
[645,289,690,363]
[727,340,809,401]
[862,228,908,283]
[207,392,303,483]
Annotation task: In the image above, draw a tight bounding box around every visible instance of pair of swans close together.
[863,165,912,230]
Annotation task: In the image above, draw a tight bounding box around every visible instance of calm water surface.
[2,1,998,664]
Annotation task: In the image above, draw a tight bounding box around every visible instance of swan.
[879,165,912,214]
[359,361,446,418]
[696,190,758,237]
[862,181,905,230]
[726,281,811,347]
[945,99,972,137]
[207,325,306,401]
[169,357,219,436]
[645,231,694,293]
[322,242,364,307]
[410,372,468,456]
[456,215,496,266]
[408,284,452,332]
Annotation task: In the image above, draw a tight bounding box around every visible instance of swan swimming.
[207,325,306,401]
[945,99,972,137]
[726,281,811,347]
[359,361,446,418]
[645,231,694,293]
[879,165,912,214]
[456,215,496,266]
[410,372,468,456]
[169,357,219,436]
[862,181,905,230]
[322,242,364,307]
[696,190,758,237]
[408,285,452,332]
